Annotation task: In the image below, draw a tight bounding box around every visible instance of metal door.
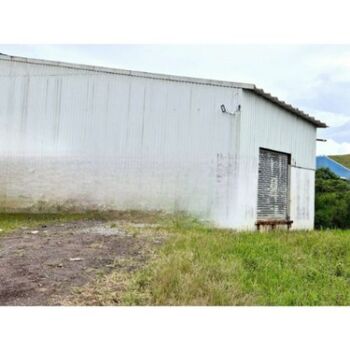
[257,148,289,220]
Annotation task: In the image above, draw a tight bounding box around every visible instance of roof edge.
[250,87,327,128]
[0,52,327,128]
[0,52,254,89]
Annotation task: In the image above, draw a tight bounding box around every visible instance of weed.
[121,216,350,306]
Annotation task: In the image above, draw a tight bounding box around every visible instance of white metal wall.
[238,90,317,230]
[0,57,318,229]
[0,58,243,226]
[289,167,315,229]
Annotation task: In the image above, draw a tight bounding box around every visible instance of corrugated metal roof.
[316,156,350,179]
[253,88,327,128]
[0,52,327,128]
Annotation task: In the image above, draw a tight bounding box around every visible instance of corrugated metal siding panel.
[0,54,326,128]
[237,90,316,229]
[289,167,315,229]
[241,91,316,170]
[0,59,242,227]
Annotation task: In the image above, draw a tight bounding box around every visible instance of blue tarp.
[316,156,350,180]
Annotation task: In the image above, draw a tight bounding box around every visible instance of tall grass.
[122,215,350,305]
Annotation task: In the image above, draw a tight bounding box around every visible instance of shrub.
[315,168,350,229]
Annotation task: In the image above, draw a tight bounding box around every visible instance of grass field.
[67,214,350,306]
[2,212,350,306]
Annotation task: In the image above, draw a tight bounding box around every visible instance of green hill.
[329,154,350,169]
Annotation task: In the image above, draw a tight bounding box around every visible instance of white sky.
[0,44,349,156]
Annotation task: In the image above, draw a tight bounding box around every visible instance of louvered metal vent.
[257,148,289,220]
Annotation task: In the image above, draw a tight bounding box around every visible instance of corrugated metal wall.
[0,57,242,226]
[238,90,316,229]
[0,57,318,229]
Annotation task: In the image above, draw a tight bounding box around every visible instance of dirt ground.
[0,218,164,306]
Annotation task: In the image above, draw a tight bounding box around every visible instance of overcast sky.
[0,44,349,156]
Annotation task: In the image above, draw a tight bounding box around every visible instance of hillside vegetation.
[329,154,350,169]
[315,168,350,229]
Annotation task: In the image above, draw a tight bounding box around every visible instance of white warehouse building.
[0,53,326,230]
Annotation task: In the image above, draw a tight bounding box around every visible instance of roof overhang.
[248,87,327,128]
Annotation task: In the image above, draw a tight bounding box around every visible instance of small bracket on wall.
[221,104,241,116]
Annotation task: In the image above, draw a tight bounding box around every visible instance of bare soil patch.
[0,218,164,305]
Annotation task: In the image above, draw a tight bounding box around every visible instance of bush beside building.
[315,168,350,229]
